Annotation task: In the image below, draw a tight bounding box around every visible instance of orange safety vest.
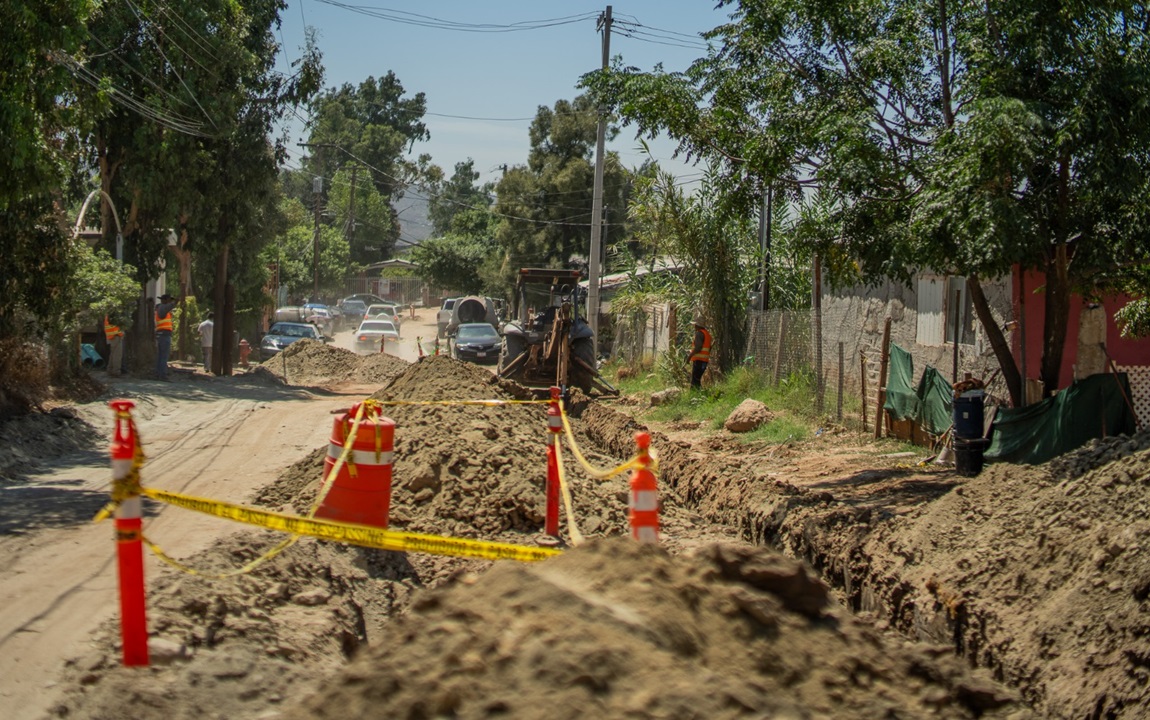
[155,308,174,333]
[104,316,124,341]
[690,326,712,363]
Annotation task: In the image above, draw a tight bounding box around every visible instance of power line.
[314,1,597,33]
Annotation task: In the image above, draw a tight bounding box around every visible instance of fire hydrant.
[239,338,251,368]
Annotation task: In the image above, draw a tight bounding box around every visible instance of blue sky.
[276,1,734,185]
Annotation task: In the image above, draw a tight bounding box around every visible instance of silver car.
[354,319,400,353]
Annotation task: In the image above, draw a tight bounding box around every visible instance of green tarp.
[882,343,954,436]
[986,373,1136,465]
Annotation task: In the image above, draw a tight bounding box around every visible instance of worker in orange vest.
[689,315,712,389]
[154,293,176,381]
[104,314,125,377]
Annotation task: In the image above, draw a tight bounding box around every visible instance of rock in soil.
[723,398,773,433]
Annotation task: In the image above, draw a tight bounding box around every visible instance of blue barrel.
[953,392,985,439]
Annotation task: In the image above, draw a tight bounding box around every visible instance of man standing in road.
[154,293,176,381]
[689,315,712,389]
[198,311,214,373]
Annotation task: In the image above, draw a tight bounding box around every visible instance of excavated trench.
[53,348,1119,718]
[574,401,1150,719]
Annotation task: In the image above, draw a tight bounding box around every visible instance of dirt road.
[0,376,366,720]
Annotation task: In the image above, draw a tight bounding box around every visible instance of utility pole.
[312,175,323,302]
[346,164,358,251]
[587,4,612,358]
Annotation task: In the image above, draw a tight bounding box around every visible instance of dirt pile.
[51,530,486,720]
[287,539,1029,720]
[256,340,408,387]
[1047,427,1150,481]
[857,447,1150,718]
[254,356,633,542]
[582,397,1150,719]
[0,408,102,482]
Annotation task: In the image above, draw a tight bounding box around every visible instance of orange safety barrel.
[316,404,396,528]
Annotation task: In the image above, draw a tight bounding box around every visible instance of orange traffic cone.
[628,432,658,543]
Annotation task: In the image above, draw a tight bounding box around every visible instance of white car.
[355,319,400,353]
[365,304,403,333]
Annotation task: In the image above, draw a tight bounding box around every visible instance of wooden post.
[874,317,891,439]
[1018,265,1027,407]
[813,255,824,415]
[772,313,787,384]
[952,289,961,384]
[860,350,869,433]
[836,341,844,422]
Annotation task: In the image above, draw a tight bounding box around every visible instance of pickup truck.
[436,298,456,338]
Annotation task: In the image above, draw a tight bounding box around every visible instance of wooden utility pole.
[346,164,358,249]
[952,289,961,384]
[813,254,824,415]
[874,317,892,438]
[312,175,323,302]
[587,4,613,358]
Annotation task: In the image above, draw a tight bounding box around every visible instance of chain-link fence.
[606,304,674,366]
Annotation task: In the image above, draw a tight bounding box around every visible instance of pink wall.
[1013,267,1150,389]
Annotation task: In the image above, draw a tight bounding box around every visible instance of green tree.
[82,0,322,372]
[628,168,756,373]
[426,159,493,236]
[326,164,397,266]
[411,234,496,296]
[584,0,1150,406]
[268,221,351,301]
[492,95,635,291]
[0,0,95,337]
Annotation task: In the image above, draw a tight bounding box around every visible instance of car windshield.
[366,305,394,316]
[360,321,396,333]
[457,324,499,342]
[443,299,455,310]
[270,323,314,338]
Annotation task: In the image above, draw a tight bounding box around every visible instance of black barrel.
[953,392,985,439]
[954,437,990,477]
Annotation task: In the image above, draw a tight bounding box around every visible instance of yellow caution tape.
[93,413,146,523]
[141,487,561,562]
[552,435,584,546]
[371,399,550,407]
[557,401,640,480]
[143,534,299,579]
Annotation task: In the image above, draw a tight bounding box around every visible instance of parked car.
[452,323,500,364]
[354,319,400,353]
[437,298,456,338]
[365,304,403,334]
[260,322,326,361]
[343,293,387,307]
[339,299,367,326]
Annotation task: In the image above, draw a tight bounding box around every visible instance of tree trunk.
[1040,242,1071,395]
[212,243,229,375]
[223,281,235,376]
[967,275,1022,407]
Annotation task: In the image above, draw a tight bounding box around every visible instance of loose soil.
[4,342,1146,719]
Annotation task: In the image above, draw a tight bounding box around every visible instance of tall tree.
[492,95,635,291]
[82,0,322,373]
[584,0,1150,405]
[0,0,95,337]
[426,159,492,236]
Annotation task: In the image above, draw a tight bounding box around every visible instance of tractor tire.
[499,333,527,379]
[569,337,596,392]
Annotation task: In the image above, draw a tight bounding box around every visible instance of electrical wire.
[314,1,597,33]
